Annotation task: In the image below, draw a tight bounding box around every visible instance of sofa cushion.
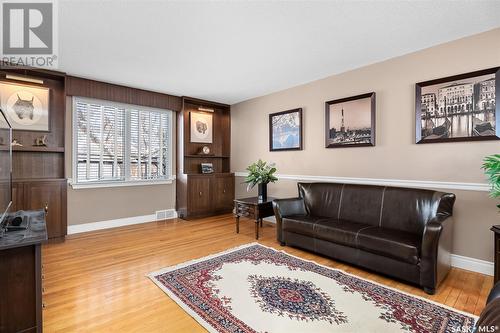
[380,187,440,235]
[313,219,372,248]
[357,227,421,265]
[338,184,385,226]
[282,215,329,237]
[298,183,343,218]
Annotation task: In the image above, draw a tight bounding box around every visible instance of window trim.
[69,178,175,190]
[71,97,174,189]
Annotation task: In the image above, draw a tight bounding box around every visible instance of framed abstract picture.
[190,111,213,143]
[325,92,376,148]
[269,108,303,151]
[416,67,500,143]
[0,82,50,132]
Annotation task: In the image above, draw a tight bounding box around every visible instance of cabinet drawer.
[236,204,255,218]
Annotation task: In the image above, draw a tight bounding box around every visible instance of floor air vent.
[156,210,175,221]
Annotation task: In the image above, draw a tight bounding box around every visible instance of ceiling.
[58,1,500,105]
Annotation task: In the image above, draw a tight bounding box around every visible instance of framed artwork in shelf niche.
[269,108,303,151]
[190,111,213,143]
[325,92,376,148]
[0,81,50,132]
[201,163,214,174]
[416,67,499,144]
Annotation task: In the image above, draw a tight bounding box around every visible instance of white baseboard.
[450,254,493,276]
[67,209,178,235]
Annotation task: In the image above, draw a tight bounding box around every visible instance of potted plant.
[482,154,500,210]
[244,159,278,201]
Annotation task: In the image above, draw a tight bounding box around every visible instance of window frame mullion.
[86,103,91,181]
[159,114,163,178]
[148,112,152,180]
[124,109,131,182]
[138,110,142,180]
[99,105,104,181]
[113,107,118,179]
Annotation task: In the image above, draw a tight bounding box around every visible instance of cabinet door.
[213,175,234,211]
[187,176,212,215]
[25,180,67,238]
[11,182,25,211]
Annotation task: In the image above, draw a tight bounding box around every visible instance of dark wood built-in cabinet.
[0,66,68,239]
[176,97,234,219]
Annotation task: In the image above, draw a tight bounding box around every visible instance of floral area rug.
[148,243,477,333]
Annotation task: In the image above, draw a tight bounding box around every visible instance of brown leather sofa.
[272,182,456,294]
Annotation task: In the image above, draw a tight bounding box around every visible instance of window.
[73,97,173,187]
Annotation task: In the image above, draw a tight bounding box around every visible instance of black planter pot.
[258,183,268,202]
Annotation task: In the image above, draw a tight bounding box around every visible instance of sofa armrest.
[272,198,307,243]
[475,282,500,332]
[487,282,500,304]
[420,215,453,293]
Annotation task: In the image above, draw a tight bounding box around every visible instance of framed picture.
[190,111,213,143]
[0,82,50,132]
[269,108,303,151]
[201,163,214,174]
[416,67,500,143]
[325,92,376,148]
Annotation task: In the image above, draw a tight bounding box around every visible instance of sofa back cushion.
[380,187,440,234]
[297,182,455,235]
[338,184,385,226]
[298,183,343,218]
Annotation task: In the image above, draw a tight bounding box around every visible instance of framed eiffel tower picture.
[325,92,376,148]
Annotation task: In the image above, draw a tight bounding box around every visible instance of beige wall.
[231,28,500,262]
[65,97,176,226]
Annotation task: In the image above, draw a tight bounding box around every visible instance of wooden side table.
[234,197,276,240]
[491,225,500,283]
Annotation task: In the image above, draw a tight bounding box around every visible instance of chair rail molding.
[234,172,490,192]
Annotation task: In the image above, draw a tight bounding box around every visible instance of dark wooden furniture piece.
[0,210,47,333]
[0,66,67,239]
[234,197,276,240]
[491,225,500,284]
[176,97,234,219]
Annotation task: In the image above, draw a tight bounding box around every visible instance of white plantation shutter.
[75,101,125,182]
[129,110,171,181]
[73,97,172,185]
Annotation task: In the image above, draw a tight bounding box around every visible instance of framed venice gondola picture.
[325,92,376,148]
[416,67,500,144]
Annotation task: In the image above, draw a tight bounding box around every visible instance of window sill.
[68,177,176,190]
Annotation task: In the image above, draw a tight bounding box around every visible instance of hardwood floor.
[42,214,492,332]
